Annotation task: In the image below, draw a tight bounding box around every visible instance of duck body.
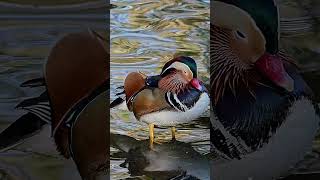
[136,87,209,126]
[211,60,320,180]
[212,99,319,180]
[0,30,109,180]
[45,30,109,179]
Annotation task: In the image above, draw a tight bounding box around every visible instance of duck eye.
[236,30,246,39]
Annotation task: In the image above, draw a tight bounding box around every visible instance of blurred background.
[279,0,320,102]
[277,0,320,179]
[0,0,106,179]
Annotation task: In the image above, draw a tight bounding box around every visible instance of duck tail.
[0,113,47,152]
[110,86,126,109]
[110,97,125,108]
[0,78,51,152]
[20,77,46,87]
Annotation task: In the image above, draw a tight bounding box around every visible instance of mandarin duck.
[118,56,209,149]
[0,30,109,180]
[210,1,320,180]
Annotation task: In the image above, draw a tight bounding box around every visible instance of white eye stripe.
[173,93,189,111]
[162,62,193,77]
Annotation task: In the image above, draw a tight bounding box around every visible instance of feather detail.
[124,72,146,111]
[0,113,47,152]
[20,78,46,87]
[130,88,170,119]
[54,127,71,158]
[158,71,188,94]
[211,25,249,104]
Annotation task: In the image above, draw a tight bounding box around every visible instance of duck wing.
[20,77,45,88]
[15,91,51,123]
[0,79,50,152]
[130,88,172,119]
[0,113,47,152]
[124,72,147,111]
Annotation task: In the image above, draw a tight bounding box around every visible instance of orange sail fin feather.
[46,31,108,157]
[124,72,147,110]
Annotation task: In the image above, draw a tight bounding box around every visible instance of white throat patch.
[162,62,193,77]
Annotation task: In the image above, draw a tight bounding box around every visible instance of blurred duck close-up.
[210,0,320,180]
[0,30,109,180]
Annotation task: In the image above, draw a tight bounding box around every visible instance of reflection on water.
[110,0,210,179]
[110,133,210,179]
[0,1,105,179]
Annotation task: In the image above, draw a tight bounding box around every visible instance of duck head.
[211,0,294,104]
[146,56,205,93]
